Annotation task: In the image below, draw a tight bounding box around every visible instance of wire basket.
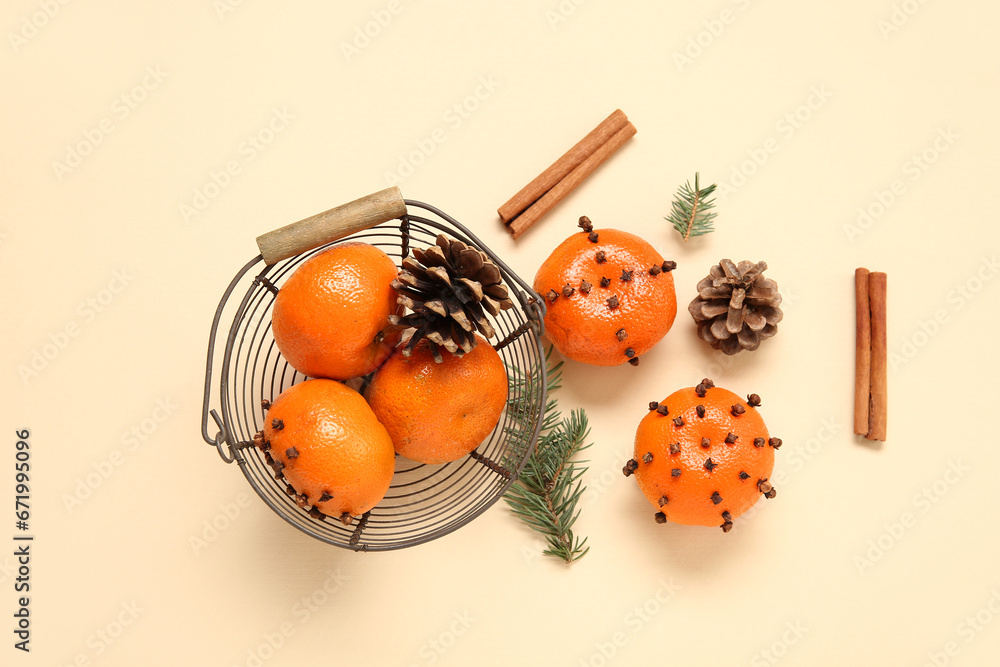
[200,188,547,551]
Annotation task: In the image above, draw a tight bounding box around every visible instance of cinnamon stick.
[867,272,888,441]
[498,109,629,225]
[854,268,871,436]
[508,122,636,240]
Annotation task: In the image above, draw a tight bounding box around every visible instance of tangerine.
[364,335,508,465]
[533,220,677,367]
[626,379,780,531]
[261,378,395,521]
[271,242,401,380]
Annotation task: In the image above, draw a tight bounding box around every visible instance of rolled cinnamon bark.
[854,268,871,436]
[508,122,636,240]
[867,272,888,441]
[498,109,630,226]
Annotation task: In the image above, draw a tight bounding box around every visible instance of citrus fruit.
[364,334,508,465]
[259,378,395,522]
[271,242,402,380]
[625,378,781,531]
[533,219,677,366]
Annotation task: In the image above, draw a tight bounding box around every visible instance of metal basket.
[200,188,547,551]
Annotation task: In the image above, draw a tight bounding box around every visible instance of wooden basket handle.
[255,187,407,265]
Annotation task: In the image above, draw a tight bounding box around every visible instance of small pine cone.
[688,259,783,355]
[390,234,515,361]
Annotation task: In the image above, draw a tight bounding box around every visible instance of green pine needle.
[503,349,591,564]
[666,172,718,242]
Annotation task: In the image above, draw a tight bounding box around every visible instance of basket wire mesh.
[201,200,547,551]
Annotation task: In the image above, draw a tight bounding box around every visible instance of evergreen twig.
[503,349,591,564]
[666,172,718,242]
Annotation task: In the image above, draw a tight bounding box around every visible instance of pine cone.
[688,259,783,355]
[390,234,514,361]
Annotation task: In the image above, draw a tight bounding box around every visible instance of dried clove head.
[319,492,333,503]
[578,215,593,232]
[628,357,640,366]
[622,459,639,477]
[260,399,271,411]
[722,510,732,521]
[768,437,783,450]
[662,261,677,272]
[757,478,773,494]
[616,328,628,341]
[711,491,723,505]
[764,488,777,499]
[673,416,685,427]
[695,383,708,398]
[753,437,765,448]
[704,458,717,472]
[546,289,558,302]
[725,432,738,445]
[607,294,620,309]
[580,279,593,294]
[739,471,750,480]
[295,493,309,508]
[642,452,653,464]
[648,401,660,411]
[701,437,711,448]
[654,512,667,524]
[620,269,634,282]
[747,393,762,407]
[649,264,662,276]
[596,250,607,264]
[625,347,636,358]
[671,468,682,477]
[338,512,353,526]
[658,496,669,507]
[588,231,599,243]
[669,442,681,455]
[731,404,746,417]
[599,276,611,288]
[562,283,575,297]
[271,418,284,430]
[285,446,299,459]
[696,405,706,419]
[701,378,715,389]
[656,404,670,416]
[721,520,734,533]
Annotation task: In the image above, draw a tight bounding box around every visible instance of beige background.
[3,1,1000,665]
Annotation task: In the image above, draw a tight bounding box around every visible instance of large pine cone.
[689,259,782,355]
[390,234,514,361]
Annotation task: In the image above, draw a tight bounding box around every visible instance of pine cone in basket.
[390,234,514,361]
[688,259,783,355]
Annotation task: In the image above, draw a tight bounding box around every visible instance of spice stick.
[854,268,871,436]
[867,272,888,441]
[498,109,629,225]
[508,122,636,240]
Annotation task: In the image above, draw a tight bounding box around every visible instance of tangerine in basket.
[271,242,402,380]
[533,218,677,367]
[257,378,395,523]
[364,334,508,465]
[625,379,781,531]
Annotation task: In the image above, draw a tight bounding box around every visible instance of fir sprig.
[503,350,591,564]
[666,172,718,242]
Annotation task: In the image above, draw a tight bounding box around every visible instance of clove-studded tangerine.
[628,379,780,531]
[532,218,677,366]
[258,379,395,520]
